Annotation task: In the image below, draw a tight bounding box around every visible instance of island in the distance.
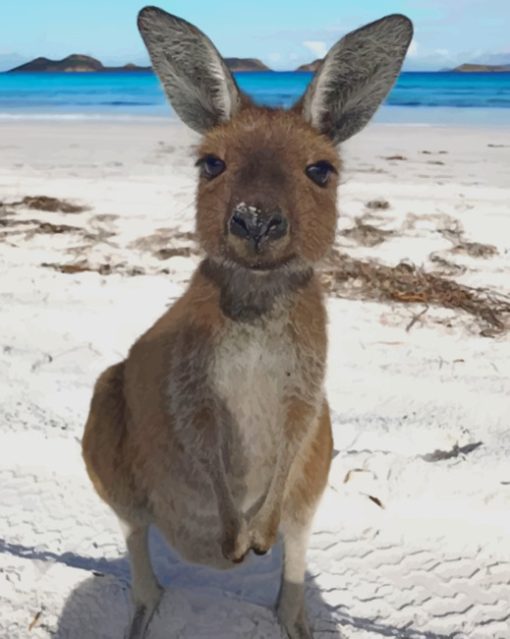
[224,57,270,72]
[451,63,510,73]
[296,59,322,72]
[296,59,510,73]
[7,54,271,73]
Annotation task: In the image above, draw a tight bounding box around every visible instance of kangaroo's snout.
[229,205,288,249]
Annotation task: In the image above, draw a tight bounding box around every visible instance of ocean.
[1,71,510,125]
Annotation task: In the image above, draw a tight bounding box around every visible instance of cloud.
[470,50,510,65]
[302,40,328,59]
[407,40,419,58]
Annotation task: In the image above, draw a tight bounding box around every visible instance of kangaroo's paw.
[221,517,251,563]
[249,510,279,555]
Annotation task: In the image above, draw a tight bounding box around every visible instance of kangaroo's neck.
[200,258,314,322]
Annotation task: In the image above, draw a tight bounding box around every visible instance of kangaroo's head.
[138,7,412,274]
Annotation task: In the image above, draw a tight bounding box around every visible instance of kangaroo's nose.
[229,207,288,245]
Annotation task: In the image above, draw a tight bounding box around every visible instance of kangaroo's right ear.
[138,6,242,133]
[299,14,413,144]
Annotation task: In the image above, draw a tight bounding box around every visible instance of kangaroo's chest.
[211,319,298,509]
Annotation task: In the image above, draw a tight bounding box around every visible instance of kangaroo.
[82,6,412,638]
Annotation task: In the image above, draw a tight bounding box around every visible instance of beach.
[1,118,510,638]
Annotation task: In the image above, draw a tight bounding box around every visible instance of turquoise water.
[1,71,510,124]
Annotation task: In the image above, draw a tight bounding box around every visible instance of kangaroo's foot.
[127,589,163,639]
[278,608,313,639]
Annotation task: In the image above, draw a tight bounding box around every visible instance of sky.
[1,0,509,72]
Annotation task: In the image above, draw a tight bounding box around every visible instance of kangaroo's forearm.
[188,407,249,561]
[252,398,319,528]
[206,447,241,526]
[187,406,241,524]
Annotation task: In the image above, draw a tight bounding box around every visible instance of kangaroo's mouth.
[223,230,295,272]
[224,250,298,272]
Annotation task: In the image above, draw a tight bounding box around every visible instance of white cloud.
[303,40,328,59]
[407,40,419,58]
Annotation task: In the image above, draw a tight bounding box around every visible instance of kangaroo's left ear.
[298,14,413,144]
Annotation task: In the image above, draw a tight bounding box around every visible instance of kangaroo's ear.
[138,6,242,133]
[299,14,413,144]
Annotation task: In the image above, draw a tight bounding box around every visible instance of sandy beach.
[1,119,510,638]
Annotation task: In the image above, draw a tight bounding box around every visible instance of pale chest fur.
[211,316,300,511]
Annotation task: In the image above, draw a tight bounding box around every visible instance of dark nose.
[229,207,288,245]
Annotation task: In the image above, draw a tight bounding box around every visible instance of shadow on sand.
[1,533,453,639]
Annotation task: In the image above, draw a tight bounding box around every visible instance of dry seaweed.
[365,199,390,210]
[41,260,144,276]
[322,250,510,336]
[383,154,407,161]
[131,229,197,252]
[340,218,394,247]
[439,223,498,259]
[35,222,82,234]
[0,218,83,240]
[16,195,87,214]
[155,247,194,260]
[452,241,498,258]
[429,253,467,276]
[421,442,482,462]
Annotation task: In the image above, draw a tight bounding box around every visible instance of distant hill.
[224,58,270,71]
[452,63,510,73]
[8,54,270,73]
[10,55,103,72]
[299,60,510,73]
[296,59,322,72]
[8,55,151,73]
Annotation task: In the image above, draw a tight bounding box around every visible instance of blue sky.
[1,0,509,71]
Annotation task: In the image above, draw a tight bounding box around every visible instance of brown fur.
[83,8,413,636]
[82,96,337,639]
[83,263,332,517]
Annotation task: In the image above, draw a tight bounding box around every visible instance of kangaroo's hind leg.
[277,402,333,639]
[82,363,162,638]
[120,521,163,639]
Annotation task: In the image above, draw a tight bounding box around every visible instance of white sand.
[1,119,510,639]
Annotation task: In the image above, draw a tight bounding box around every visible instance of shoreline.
[1,105,510,127]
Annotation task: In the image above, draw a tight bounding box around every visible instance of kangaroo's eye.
[196,155,226,179]
[305,161,336,187]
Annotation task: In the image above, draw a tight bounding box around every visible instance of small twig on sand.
[406,305,429,332]
[28,610,43,631]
